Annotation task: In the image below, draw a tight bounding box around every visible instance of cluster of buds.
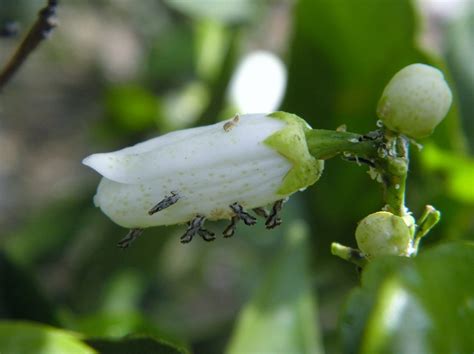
[332,63,451,264]
[83,112,324,246]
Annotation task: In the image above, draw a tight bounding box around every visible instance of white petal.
[94,153,291,228]
[82,113,285,184]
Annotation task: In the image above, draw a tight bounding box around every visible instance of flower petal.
[82,114,286,184]
[94,152,291,228]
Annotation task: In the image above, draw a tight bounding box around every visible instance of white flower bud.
[83,112,324,229]
[377,63,452,139]
[355,211,413,258]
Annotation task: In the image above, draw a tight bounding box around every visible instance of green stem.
[381,135,409,216]
[305,128,410,217]
[305,129,379,160]
[413,205,441,252]
[331,243,368,268]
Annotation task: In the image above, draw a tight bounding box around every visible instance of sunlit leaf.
[421,143,474,204]
[0,321,95,354]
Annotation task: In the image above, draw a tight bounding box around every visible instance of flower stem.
[305,129,379,160]
[305,128,410,217]
[331,242,367,268]
[380,134,409,217]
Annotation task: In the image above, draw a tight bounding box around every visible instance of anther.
[180,215,214,244]
[265,199,285,229]
[148,191,180,215]
[117,228,143,249]
[198,228,216,242]
[223,216,240,238]
[229,202,256,226]
[253,207,269,219]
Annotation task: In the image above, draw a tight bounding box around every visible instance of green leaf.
[340,242,474,354]
[226,221,323,354]
[0,253,59,326]
[105,84,160,132]
[0,321,95,354]
[445,5,474,148]
[2,195,92,266]
[85,336,189,354]
[421,143,474,204]
[164,0,262,23]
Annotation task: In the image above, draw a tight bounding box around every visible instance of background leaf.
[0,253,59,326]
[85,336,189,354]
[341,242,474,354]
[0,321,95,354]
[226,220,323,354]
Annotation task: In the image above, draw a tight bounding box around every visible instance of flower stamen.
[198,228,216,242]
[265,199,286,229]
[253,207,269,219]
[223,215,240,238]
[117,228,143,249]
[229,202,256,226]
[148,191,180,215]
[181,215,213,243]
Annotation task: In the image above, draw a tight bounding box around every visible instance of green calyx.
[265,111,324,195]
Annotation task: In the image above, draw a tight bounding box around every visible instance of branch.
[0,0,58,91]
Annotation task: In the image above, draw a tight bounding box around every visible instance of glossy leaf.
[0,321,95,354]
[86,336,189,354]
[341,242,474,354]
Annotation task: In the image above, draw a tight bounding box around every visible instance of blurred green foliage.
[341,242,474,354]
[0,0,472,353]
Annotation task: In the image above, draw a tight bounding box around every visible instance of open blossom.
[83,112,324,241]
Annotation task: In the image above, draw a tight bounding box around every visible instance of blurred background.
[0,0,473,353]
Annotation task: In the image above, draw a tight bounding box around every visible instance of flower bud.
[83,112,324,229]
[377,63,452,139]
[355,211,413,258]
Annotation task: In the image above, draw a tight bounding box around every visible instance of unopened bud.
[377,64,452,139]
[355,211,413,258]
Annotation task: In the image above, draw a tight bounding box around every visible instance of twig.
[0,0,58,91]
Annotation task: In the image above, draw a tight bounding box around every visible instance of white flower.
[83,112,324,234]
